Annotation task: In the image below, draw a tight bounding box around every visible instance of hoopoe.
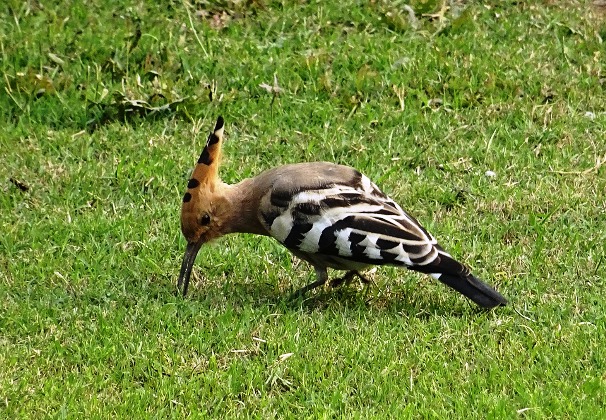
[178,117,507,309]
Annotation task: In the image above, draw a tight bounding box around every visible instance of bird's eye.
[200,214,211,226]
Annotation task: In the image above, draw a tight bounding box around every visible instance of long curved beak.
[177,241,203,296]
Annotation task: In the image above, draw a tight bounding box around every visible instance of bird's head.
[178,116,228,296]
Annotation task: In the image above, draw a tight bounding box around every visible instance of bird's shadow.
[168,274,491,319]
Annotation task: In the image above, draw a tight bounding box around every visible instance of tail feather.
[409,250,507,308]
[435,272,507,309]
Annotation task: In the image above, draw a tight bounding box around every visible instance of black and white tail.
[419,253,507,308]
[434,272,507,308]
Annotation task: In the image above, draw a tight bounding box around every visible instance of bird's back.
[252,162,364,194]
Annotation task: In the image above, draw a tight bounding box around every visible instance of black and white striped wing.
[261,174,451,271]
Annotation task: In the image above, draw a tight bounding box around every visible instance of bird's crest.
[180,116,225,243]
[191,116,224,190]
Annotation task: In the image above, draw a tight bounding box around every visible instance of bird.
[177,116,507,309]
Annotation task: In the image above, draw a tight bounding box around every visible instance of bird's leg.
[329,270,371,288]
[288,267,328,300]
[329,270,356,288]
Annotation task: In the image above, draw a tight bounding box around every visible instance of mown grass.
[1,0,605,417]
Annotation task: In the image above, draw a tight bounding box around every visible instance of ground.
[1,0,605,417]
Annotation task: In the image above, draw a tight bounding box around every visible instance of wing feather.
[260,174,442,270]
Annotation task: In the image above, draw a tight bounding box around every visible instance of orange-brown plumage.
[178,117,270,294]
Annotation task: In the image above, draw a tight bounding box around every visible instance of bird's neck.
[221,178,268,236]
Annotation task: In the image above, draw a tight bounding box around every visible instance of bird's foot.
[329,270,371,288]
[288,278,327,301]
[288,270,373,301]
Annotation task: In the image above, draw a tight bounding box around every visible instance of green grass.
[1,0,605,417]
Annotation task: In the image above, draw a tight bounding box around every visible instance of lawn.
[1,0,605,417]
